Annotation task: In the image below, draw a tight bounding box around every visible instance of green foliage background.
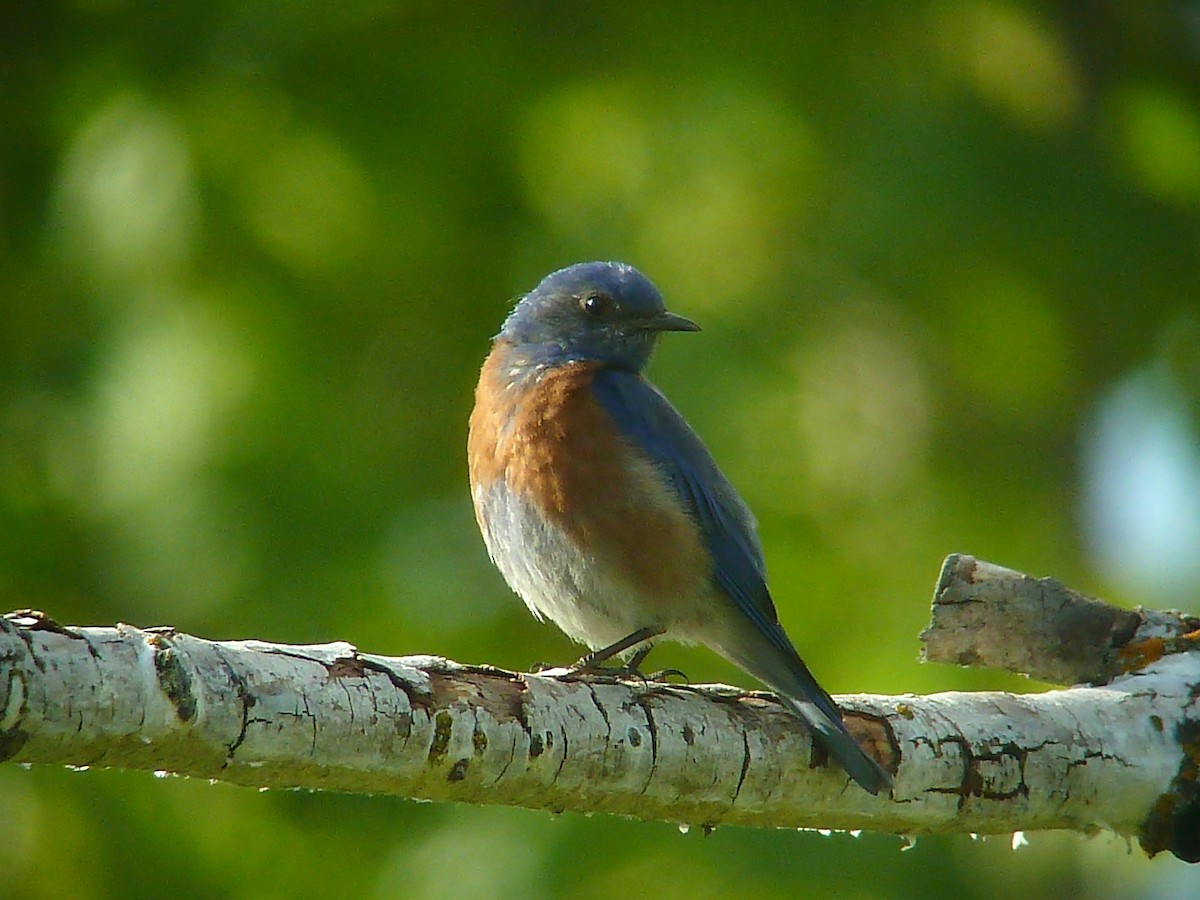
[3,3,1199,897]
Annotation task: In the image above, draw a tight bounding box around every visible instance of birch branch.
[1,555,1198,861]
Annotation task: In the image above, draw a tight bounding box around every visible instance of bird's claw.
[531,660,689,685]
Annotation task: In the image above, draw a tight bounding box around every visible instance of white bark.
[2,605,1197,857]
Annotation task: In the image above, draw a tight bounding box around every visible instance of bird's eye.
[581,292,612,317]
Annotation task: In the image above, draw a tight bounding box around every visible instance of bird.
[467,261,891,795]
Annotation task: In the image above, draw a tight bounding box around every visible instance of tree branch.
[2,556,1198,860]
[921,553,1200,685]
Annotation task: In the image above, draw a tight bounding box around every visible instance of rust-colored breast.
[468,346,709,600]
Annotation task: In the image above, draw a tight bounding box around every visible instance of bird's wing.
[591,368,887,792]
[589,368,785,636]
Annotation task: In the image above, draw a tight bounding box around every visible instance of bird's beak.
[648,310,701,333]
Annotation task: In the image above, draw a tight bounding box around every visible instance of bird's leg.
[575,627,660,668]
[623,644,654,674]
[587,635,689,682]
[549,627,662,680]
[537,628,689,682]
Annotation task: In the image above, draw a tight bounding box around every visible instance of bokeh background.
[3,2,1200,897]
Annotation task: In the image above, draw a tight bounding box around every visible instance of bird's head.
[499,261,699,372]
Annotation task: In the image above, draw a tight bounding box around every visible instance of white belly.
[473,481,666,650]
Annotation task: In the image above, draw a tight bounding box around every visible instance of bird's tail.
[774,685,892,796]
[719,631,892,795]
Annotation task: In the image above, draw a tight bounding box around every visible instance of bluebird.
[468,261,891,794]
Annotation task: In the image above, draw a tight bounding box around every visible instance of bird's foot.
[563,642,657,681]
[528,628,672,682]
[538,655,688,685]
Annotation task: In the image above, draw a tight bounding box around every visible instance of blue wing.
[591,369,891,794]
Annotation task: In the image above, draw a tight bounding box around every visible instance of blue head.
[499,262,700,372]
